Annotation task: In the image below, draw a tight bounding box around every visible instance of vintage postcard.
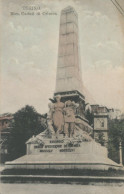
[0,0,124,193]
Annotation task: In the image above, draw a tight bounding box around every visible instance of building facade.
[91,105,109,145]
[0,113,14,163]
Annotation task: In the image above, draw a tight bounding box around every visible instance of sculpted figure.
[47,102,55,135]
[52,95,65,136]
[64,100,79,138]
[48,102,55,120]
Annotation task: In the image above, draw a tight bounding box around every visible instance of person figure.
[47,102,55,136]
[64,100,78,138]
[52,95,65,137]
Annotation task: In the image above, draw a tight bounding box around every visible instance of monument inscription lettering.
[64,144,80,148]
[34,145,44,148]
[60,149,75,152]
[45,145,62,148]
[40,150,53,152]
[50,140,64,143]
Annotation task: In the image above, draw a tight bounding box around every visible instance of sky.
[0,0,124,114]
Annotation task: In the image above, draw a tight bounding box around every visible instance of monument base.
[5,138,122,171]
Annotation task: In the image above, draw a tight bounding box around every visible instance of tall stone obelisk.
[55,6,85,119]
[55,6,83,94]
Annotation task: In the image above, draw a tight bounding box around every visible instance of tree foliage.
[7,105,46,160]
[108,119,124,164]
[95,131,105,146]
[85,108,94,125]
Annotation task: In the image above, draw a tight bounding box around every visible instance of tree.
[85,108,93,125]
[95,131,105,146]
[108,119,124,164]
[7,105,46,160]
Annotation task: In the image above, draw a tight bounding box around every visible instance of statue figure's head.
[55,95,61,102]
[65,100,72,107]
[65,100,79,108]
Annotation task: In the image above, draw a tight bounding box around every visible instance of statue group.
[48,95,79,138]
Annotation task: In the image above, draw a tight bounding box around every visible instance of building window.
[101,121,104,127]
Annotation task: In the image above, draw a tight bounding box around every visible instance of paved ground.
[0,184,124,194]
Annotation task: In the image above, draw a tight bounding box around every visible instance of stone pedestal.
[5,137,122,170]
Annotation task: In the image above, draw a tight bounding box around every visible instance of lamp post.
[119,141,123,165]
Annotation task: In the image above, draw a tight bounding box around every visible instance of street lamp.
[119,141,123,165]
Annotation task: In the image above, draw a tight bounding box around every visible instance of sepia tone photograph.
[0,0,124,193]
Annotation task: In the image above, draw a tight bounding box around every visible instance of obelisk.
[54,6,85,119]
[55,6,84,96]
